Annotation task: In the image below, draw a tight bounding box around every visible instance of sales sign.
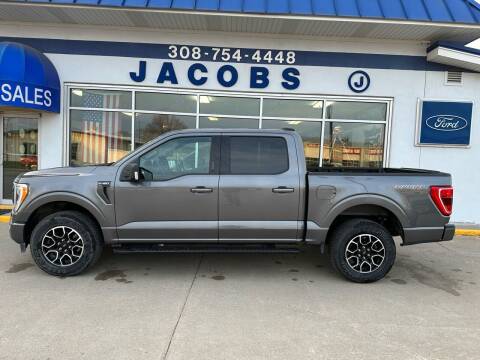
[418,100,473,146]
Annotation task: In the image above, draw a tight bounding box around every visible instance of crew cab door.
[114,135,220,242]
[218,134,301,242]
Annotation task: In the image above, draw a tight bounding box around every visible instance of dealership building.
[0,0,480,223]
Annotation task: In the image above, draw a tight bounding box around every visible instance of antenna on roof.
[281,128,296,131]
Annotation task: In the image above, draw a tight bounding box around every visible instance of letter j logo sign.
[348,70,370,93]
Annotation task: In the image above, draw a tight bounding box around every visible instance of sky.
[467,39,480,49]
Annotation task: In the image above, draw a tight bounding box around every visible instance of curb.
[455,229,480,237]
[0,215,10,223]
[0,213,478,236]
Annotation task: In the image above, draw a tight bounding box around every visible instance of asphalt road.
[0,223,479,360]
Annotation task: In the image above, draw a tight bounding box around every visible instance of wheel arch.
[22,193,106,245]
[324,195,408,244]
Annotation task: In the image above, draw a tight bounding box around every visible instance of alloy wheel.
[345,234,385,274]
[41,226,85,267]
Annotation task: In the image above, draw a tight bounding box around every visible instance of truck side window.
[139,136,212,181]
[228,136,289,175]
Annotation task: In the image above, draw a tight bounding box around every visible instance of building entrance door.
[1,116,39,200]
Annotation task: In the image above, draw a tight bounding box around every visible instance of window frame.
[134,135,220,182]
[220,135,290,176]
[65,84,392,169]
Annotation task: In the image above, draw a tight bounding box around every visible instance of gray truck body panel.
[9,129,454,247]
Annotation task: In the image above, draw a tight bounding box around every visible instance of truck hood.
[19,166,98,179]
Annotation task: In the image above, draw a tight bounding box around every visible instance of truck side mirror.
[120,162,142,182]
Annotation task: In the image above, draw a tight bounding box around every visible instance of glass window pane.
[322,122,385,168]
[70,110,132,166]
[135,113,196,148]
[326,101,387,121]
[70,89,132,109]
[199,116,259,129]
[262,119,322,170]
[263,99,323,118]
[139,137,212,181]
[3,117,38,199]
[136,92,197,113]
[199,96,259,116]
[229,137,289,175]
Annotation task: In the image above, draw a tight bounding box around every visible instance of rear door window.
[226,136,289,175]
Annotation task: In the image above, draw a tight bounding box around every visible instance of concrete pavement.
[0,223,479,360]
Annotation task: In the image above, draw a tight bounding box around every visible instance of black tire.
[30,211,104,277]
[328,219,396,283]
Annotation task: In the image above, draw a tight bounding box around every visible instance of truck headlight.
[13,183,29,212]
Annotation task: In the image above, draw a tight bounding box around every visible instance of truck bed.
[305,168,452,245]
[308,167,449,176]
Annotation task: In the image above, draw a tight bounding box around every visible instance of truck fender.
[323,194,409,229]
[21,192,107,227]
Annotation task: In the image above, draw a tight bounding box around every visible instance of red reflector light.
[430,186,453,216]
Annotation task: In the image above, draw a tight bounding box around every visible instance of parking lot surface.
[0,223,479,360]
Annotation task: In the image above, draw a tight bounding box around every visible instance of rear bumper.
[402,224,455,246]
[9,222,26,245]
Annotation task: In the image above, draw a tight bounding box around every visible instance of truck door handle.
[272,187,295,194]
[191,186,213,193]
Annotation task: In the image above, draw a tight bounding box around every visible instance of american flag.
[77,91,124,164]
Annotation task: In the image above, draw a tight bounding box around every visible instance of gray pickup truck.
[9,129,455,282]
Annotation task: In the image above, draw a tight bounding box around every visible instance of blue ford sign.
[418,100,473,146]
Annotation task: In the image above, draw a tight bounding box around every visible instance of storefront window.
[68,87,389,169]
[135,113,196,147]
[322,122,385,168]
[199,116,259,129]
[135,92,197,113]
[326,101,387,121]
[70,110,132,166]
[70,88,131,109]
[263,99,323,118]
[199,96,259,116]
[261,119,322,170]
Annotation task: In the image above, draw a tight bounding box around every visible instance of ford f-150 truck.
[9,129,455,282]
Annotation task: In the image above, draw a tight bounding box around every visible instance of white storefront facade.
[0,2,480,223]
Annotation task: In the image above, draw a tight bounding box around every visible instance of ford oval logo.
[425,115,468,132]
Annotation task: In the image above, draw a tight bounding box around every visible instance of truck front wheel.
[328,219,396,283]
[30,211,103,277]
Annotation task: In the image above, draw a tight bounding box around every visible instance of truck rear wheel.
[328,219,396,283]
[30,211,103,277]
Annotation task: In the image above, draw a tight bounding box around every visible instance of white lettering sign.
[425,115,468,132]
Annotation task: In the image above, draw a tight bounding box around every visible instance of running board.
[113,243,301,254]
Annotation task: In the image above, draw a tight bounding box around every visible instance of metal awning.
[427,41,480,72]
[0,42,60,112]
[9,0,480,24]
[0,1,480,42]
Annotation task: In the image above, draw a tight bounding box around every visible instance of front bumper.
[402,224,455,246]
[9,221,26,245]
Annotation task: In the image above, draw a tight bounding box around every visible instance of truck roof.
[165,128,297,135]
